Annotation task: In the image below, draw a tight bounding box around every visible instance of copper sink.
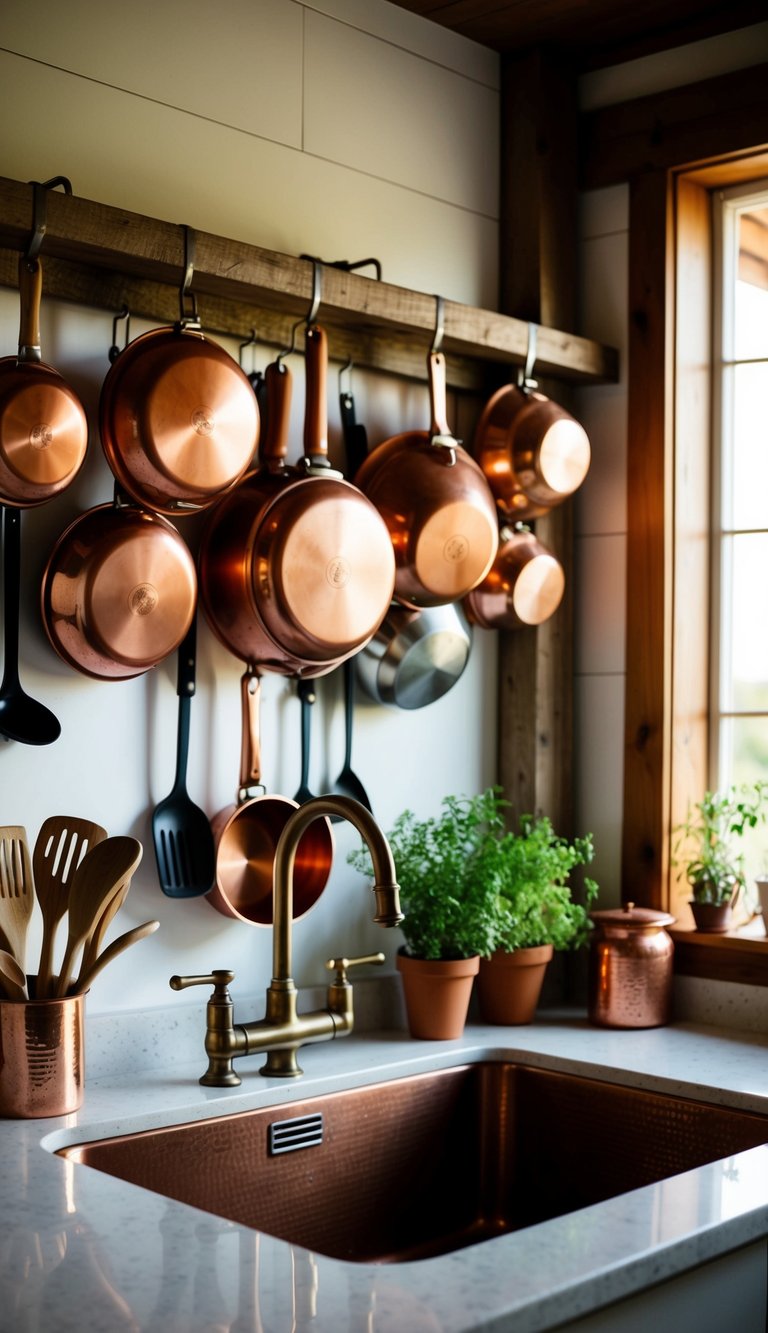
[59,1062,768,1263]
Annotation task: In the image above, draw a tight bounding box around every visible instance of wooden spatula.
[0,826,34,973]
[54,836,143,998]
[33,816,108,998]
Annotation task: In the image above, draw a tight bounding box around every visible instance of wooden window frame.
[580,62,768,985]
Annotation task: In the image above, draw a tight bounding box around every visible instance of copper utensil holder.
[588,903,675,1029]
[0,983,85,1117]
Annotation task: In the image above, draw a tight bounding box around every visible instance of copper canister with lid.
[588,902,675,1029]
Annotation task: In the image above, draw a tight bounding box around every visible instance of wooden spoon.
[75,879,130,992]
[74,919,159,994]
[0,826,34,972]
[0,947,28,1000]
[33,816,108,998]
[54,836,143,998]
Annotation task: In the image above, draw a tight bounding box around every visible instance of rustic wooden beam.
[580,61,768,190]
[497,48,578,835]
[0,176,617,388]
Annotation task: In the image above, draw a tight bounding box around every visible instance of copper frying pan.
[199,325,396,676]
[473,382,591,520]
[99,314,259,516]
[0,257,88,507]
[353,350,499,610]
[41,497,197,680]
[207,670,333,924]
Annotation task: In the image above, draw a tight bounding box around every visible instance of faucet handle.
[170,970,235,998]
[325,952,385,986]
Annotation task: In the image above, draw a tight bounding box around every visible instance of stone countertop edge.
[4,1006,766,1333]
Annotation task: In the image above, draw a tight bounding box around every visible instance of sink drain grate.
[268,1112,324,1156]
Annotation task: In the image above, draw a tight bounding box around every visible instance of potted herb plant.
[673,782,768,932]
[347,788,511,1039]
[477,813,599,1025]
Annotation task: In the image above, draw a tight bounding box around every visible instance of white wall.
[0,0,500,1012]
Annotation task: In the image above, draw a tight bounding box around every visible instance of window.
[712,184,768,893]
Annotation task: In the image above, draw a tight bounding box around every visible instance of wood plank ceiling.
[389,0,767,69]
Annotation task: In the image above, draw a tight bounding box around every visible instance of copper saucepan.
[199,325,396,677]
[0,256,88,507]
[207,670,333,923]
[99,317,260,516]
[353,350,498,610]
[41,498,197,679]
[464,525,565,630]
[473,382,591,520]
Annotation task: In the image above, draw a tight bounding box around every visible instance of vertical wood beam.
[498,48,578,832]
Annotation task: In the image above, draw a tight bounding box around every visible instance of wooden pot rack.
[0,175,618,391]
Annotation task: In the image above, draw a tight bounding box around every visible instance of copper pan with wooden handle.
[199,325,395,677]
[0,256,88,507]
[473,384,591,521]
[353,348,498,611]
[463,524,565,631]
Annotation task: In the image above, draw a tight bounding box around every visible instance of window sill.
[670,927,768,987]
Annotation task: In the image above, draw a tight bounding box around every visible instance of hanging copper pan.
[207,670,333,924]
[198,325,396,677]
[0,256,88,507]
[473,382,591,520]
[353,349,498,611]
[464,525,565,631]
[41,497,197,680]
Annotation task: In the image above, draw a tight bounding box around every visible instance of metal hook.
[338,356,353,396]
[25,175,73,264]
[178,224,200,327]
[239,329,263,393]
[277,258,323,364]
[431,295,445,355]
[108,305,131,364]
[518,321,539,392]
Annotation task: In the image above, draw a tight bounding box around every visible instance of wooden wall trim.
[580,61,768,190]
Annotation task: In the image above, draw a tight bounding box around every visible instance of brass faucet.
[170,795,402,1083]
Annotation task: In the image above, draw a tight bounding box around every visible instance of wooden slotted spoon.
[54,836,143,998]
[33,816,108,998]
[0,826,34,973]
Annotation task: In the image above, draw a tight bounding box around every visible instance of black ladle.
[329,658,373,816]
[0,506,61,745]
[152,616,216,897]
[293,677,318,804]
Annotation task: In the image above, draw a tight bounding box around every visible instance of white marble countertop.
[4,1004,768,1332]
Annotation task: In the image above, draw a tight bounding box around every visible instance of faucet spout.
[273,795,402,983]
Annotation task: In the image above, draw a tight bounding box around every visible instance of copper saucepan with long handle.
[199,325,396,677]
[353,349,499,610]
[207,670,333,923]
[40,496,197,680]
[0,256,88,507]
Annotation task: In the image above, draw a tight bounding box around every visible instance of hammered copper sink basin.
[59,1062,768,1264]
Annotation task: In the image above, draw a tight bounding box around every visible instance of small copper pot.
[588,902,676,1029]
[473,383,590,520]
[464,525,565,630]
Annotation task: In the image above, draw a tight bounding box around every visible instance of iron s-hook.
[517,321,539,393]
[277,257,323,366]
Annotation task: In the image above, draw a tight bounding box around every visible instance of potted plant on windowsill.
[347,788,512,1040]
[673,782,768,932]
[477,813,599,1025]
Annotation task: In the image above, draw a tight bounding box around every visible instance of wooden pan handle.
[303,325,328,460]
[261,359,292,464]
[238,670,263,792]
[17,256,42,363]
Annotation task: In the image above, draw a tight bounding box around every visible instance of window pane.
[734,207,768,361]
[729,361,768,530]
[723,533,768,712]
[721,716,768,888]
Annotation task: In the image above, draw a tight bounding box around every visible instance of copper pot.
[473,383,590,520]
[99,321,259,516]
[207,670,333,924]
[353,351,499,611]
[41,499,197,680]
[464,525,565,630]
[0,257,88,507]
[588,902,676,1029]
[198,325,396,677]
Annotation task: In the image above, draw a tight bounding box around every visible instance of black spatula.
[152,617,216,897]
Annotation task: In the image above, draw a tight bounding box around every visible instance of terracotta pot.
[477,945,553,1025]
[396,951,479,1040]
[689,900,734,933]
